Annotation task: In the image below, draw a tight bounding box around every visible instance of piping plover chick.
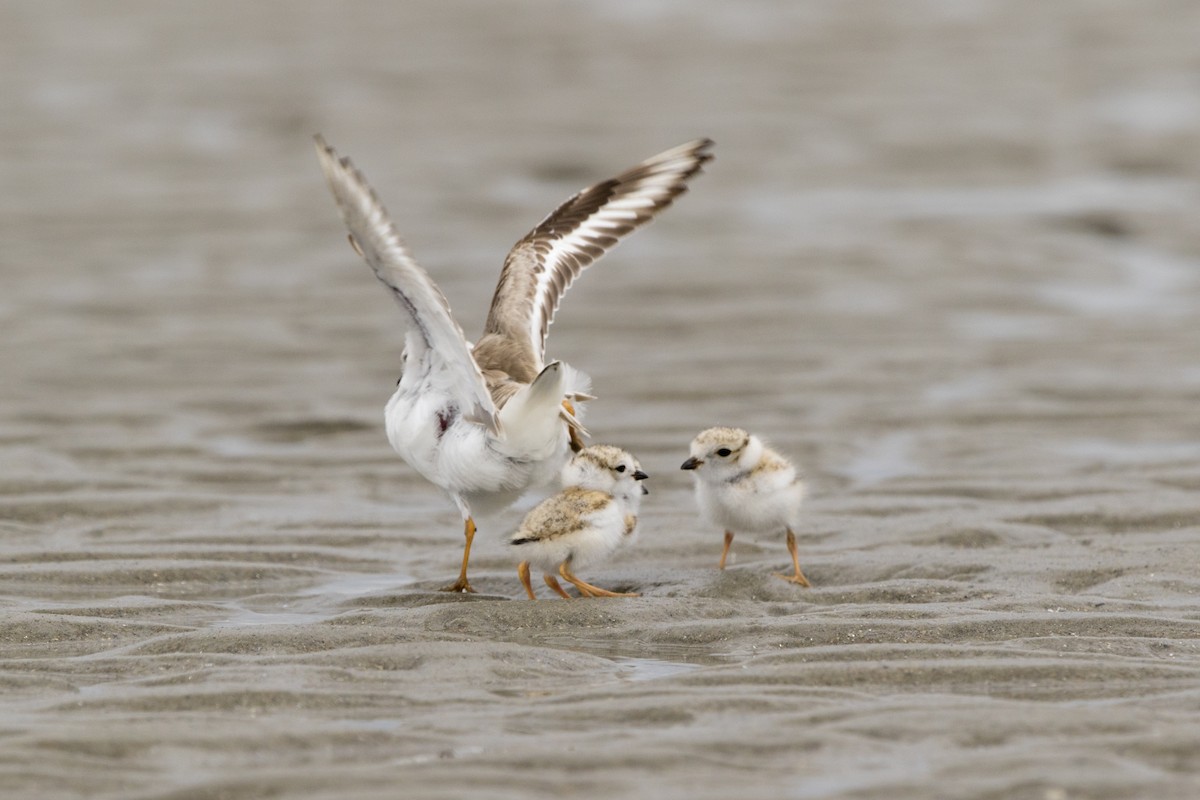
[681,427,811,586]
[511,445,649,599]
[315,137,711,592]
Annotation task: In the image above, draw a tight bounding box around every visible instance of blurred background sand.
[3,2,1200,798]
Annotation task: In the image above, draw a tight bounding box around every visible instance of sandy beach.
[3,2,1200,797]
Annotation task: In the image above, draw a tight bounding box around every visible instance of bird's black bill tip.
[681,457,702,470]
[633,469,649,481]
[641,485,650,495]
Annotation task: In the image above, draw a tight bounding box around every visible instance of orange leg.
[440,517,478,593]
[517,561,536,600]
[543,574,573,599]
[558,562,639,598]
[717,530,735,570]
[773,528,811,587]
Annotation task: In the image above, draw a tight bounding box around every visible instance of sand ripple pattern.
[4,2,1200,798]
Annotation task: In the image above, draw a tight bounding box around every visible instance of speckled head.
[681,426,760,478]
[562,444,649,495]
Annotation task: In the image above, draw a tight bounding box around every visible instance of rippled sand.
[4,2,1200,798]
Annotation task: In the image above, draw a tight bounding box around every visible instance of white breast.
[695,473,805,534]
[385,383,568,501]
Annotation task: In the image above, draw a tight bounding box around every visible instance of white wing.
[478,139,714,381]
[314,136,499,434]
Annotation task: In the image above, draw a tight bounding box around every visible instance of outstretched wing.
[314,135,499,434]
[478,139,714,380]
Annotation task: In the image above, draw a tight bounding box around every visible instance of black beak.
[681,457,702,470]
[641,484,650,495]
[633,469,649,481]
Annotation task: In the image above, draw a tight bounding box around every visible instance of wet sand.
[4,2,1200,798]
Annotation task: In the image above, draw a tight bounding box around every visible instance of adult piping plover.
[315,136,711,592]
[511,445,648,599]
[681,427,811,586]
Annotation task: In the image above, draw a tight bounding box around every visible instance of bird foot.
[578,585,640,598]
[773,572,811,588]
[439,578,477,593]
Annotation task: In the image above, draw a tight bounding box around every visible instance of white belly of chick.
[697,480,802,534]
[520,503,626,574]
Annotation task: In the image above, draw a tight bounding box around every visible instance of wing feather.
[314,135,499,433]
[478,139,714,380]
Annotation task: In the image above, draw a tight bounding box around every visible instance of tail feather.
[496,362,568,457]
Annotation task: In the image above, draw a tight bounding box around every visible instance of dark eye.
[615,464,626,473]
[716,448,732,457]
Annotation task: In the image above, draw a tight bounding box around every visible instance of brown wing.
[511,488,611,544]
[476,139,714,382]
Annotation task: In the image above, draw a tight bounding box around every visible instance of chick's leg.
[773,528,811,587]
[718,530,735,570]
[543,574,573,600]
[517,561,537,600]
[559,562,639,598]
